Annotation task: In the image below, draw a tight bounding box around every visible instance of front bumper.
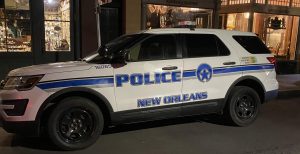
[0,87,50,122]
[0,87,50,136]
[2,121,40,137]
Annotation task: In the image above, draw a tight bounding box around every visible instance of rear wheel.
[225,86,261,126]
[47,97,103,150]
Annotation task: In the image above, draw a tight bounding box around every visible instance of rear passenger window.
[233,36,271,54]
[185,34,230,58]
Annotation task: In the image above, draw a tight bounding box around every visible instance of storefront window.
[253,13,299,60]
[221,0,228,5]
[292,0,300,7]
[44,0,70,52]
[224,13,249,32]
[268,0,289,6]
[228,0,251,5]
[0,0,31,52]
[145,4,212,29]
[255,0,265,4]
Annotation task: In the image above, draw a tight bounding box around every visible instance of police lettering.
[116,71,181,87]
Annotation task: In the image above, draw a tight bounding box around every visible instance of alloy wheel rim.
[58,108,95,143]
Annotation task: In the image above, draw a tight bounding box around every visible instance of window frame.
[42,0,73,53]
[126,34,182,62]
[182,34,231,59]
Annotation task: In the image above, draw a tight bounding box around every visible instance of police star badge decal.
[196,64,213,82]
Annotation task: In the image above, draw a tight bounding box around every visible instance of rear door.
[181,33,241,115]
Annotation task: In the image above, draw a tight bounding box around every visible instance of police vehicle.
[0,28,278,150]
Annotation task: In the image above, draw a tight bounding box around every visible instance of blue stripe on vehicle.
[213,64,274,75]
[37,77,114,90]
[182,64,275,77]
[183,71,196,78]
[37,64,274,90]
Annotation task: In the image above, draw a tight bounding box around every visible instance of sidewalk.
[277,74,300,98]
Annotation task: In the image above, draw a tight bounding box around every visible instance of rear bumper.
[265,90,278,102]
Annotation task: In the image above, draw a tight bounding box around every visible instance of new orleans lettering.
[137,92,208,108]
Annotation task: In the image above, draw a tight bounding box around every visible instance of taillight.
[267,57,276,65]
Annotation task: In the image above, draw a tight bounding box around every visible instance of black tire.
[47,97,104,150]
[225,86,261,127]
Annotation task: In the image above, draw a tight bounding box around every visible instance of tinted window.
[128,35,177,61]
[233,36,271,54]
[185,34,230,58]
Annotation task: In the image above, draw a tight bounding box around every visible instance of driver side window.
[128,35,177,62]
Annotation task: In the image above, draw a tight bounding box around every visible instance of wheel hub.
[235,95,256,120]
[58,108,94,143]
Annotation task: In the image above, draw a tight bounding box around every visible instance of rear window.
[233,36,271,54]
[185,34,230,58]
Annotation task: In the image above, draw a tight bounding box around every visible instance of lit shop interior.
[0,0,71,52]
[145,4,213,29]
[44,0,70,52]
[220,0,300,60]
[0,0,31,52]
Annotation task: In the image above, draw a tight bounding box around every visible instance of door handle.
[162,66,178,70]
[223,62,236,65]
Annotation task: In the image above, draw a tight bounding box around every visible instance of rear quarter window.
[233,36,271,54]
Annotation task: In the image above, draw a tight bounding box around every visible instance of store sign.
[267,17,286,30]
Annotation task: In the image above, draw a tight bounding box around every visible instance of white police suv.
[0,28,278,150]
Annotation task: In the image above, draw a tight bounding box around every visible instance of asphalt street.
[0,96,300,154]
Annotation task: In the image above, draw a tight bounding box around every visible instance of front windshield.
[86,33,149,63]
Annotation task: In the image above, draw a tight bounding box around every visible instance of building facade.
[220,0,300,62]
[0,0,101,79]
[1,0,300,80]
[124,0,220,33]
[0,0,219,79]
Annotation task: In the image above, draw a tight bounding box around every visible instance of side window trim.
[216,35,231,56]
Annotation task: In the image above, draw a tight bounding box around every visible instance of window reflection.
[44,0,71,52]
[146,4,213,29]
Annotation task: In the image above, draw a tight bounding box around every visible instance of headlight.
[1,75,44,91]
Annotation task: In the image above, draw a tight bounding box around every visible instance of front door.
[114,34,183,119]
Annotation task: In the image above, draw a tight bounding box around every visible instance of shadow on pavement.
[10,136,60,151]
[7,114,233,151]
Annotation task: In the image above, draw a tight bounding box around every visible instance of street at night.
[0,96,300,154]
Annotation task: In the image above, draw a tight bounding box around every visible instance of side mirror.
[111,50,129,68]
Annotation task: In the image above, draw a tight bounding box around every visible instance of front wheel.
[225,86,261,127]
[47,97,104,150]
